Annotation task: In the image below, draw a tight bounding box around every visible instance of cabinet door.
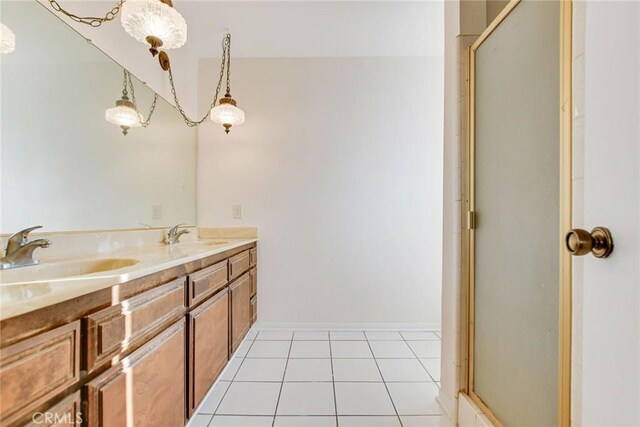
[229,273,251,354]
[188,289,229,415]
[85,320,186,427]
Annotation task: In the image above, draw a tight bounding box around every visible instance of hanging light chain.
[126,70,158,127]
[48,0,126,27]
[165,33,231,127]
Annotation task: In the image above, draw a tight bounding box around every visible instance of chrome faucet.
[1,226,51,270]
[165,224,190,245]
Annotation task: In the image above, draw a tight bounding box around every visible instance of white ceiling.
[179,1,444,58]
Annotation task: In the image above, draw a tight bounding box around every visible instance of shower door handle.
[565,226,614,258]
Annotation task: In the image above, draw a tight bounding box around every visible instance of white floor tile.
[433,331,441,339]
[219,358,243,381]
[234,358,287,382]
[330,331,366,341]
[257,330,294,341]
[376,359,433,382]
[245,329,259,340]
[209,415,274,426]
[285,359,333,382]
[331,341,373,358]
[216,382,281,415]
[364,332,404,341]
[188,414,213,427]
[233,339,253,358]
[247,341,291,358]
[338,416,401,427]
[198,381,231,414]
[420,359,441,381]
[276,382,336,416]
[401,415,452,427]
[334,383,396,416]
[400,331,439,341]
[274,416,337,427]
[332,359,382,382]
[406,341,440,358]
[290,341,331,358]
[386,383,442,415]
[369,341,415,359]
[294,331,329,341]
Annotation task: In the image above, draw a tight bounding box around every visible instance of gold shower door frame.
[463,1,573,426]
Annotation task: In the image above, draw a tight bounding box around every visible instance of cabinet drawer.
[0,321,80,426]
[251,295,257,324]
[25,391,82,427]
[188,260,228,307]
[85,278,185,372]
[85,319,186,427]
[250,248,257,267]
[188,289,229,415]
[229,250,251,281]
[250,267,257,296]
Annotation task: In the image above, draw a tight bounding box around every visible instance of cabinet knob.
[565,226,614,258]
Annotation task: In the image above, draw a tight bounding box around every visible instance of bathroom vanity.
[0,234,258,426]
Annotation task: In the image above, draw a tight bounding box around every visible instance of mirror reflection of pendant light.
[120,0,187,57]
[46,0,186,57]
[105,69,158,135]
[0,23,15,54]
[160,33,245,133]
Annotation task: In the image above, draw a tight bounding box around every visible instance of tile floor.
[188,329,448,427]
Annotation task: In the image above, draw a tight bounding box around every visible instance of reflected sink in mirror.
[0,258,139,285]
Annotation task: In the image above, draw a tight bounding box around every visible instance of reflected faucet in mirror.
[165,224,190,245]
[1,226,51,270]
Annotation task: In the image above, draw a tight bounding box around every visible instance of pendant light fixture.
[120,0,187,57]
[47,0,187,56]
[105,69,157,135]
[160,33,245,133]
[0,23,15,54]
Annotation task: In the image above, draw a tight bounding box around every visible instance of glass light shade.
[210,102,245,133]
[0,23,16,54]
[121,0,187,50]
[105,100,142,134]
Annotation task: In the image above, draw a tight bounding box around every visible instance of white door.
[574,1,639,425]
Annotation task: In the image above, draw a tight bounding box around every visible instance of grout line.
[271,335,294,427]
[208,336,258,424]
[328,331,339,427]
[364,332,404,427]
[400,334,438,383]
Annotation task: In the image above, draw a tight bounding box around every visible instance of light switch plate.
[152,205,162,220]
[232,205,243,219]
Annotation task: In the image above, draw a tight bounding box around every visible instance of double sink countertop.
[0,227,257,321]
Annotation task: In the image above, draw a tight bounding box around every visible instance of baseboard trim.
[254,322,441,331]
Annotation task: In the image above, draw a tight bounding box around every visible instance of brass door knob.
[565,226,614,258]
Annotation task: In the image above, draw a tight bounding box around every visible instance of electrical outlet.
[152,205,162,220]
[232,205,243,219]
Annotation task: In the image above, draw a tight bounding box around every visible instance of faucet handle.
[168,223,185,236]
[8,225,43,245]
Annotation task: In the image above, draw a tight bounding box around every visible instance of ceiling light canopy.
[0,23,16,54]
[121,0,187,57]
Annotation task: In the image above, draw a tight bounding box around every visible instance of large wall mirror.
[0,1,196,233]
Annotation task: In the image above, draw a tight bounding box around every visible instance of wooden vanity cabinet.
[187,289,229,416]
[0,321,80,426]
[228,250,251,281]
[25,391,82,427]
[229,272,252,354]
[85,319,186,427]
[84,279,185,373]
[188,260,228,307]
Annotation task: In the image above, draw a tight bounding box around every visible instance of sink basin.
[179,240,229,246]
[0,258,139,285]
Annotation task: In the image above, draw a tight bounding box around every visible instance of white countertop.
[0,236,257,321]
